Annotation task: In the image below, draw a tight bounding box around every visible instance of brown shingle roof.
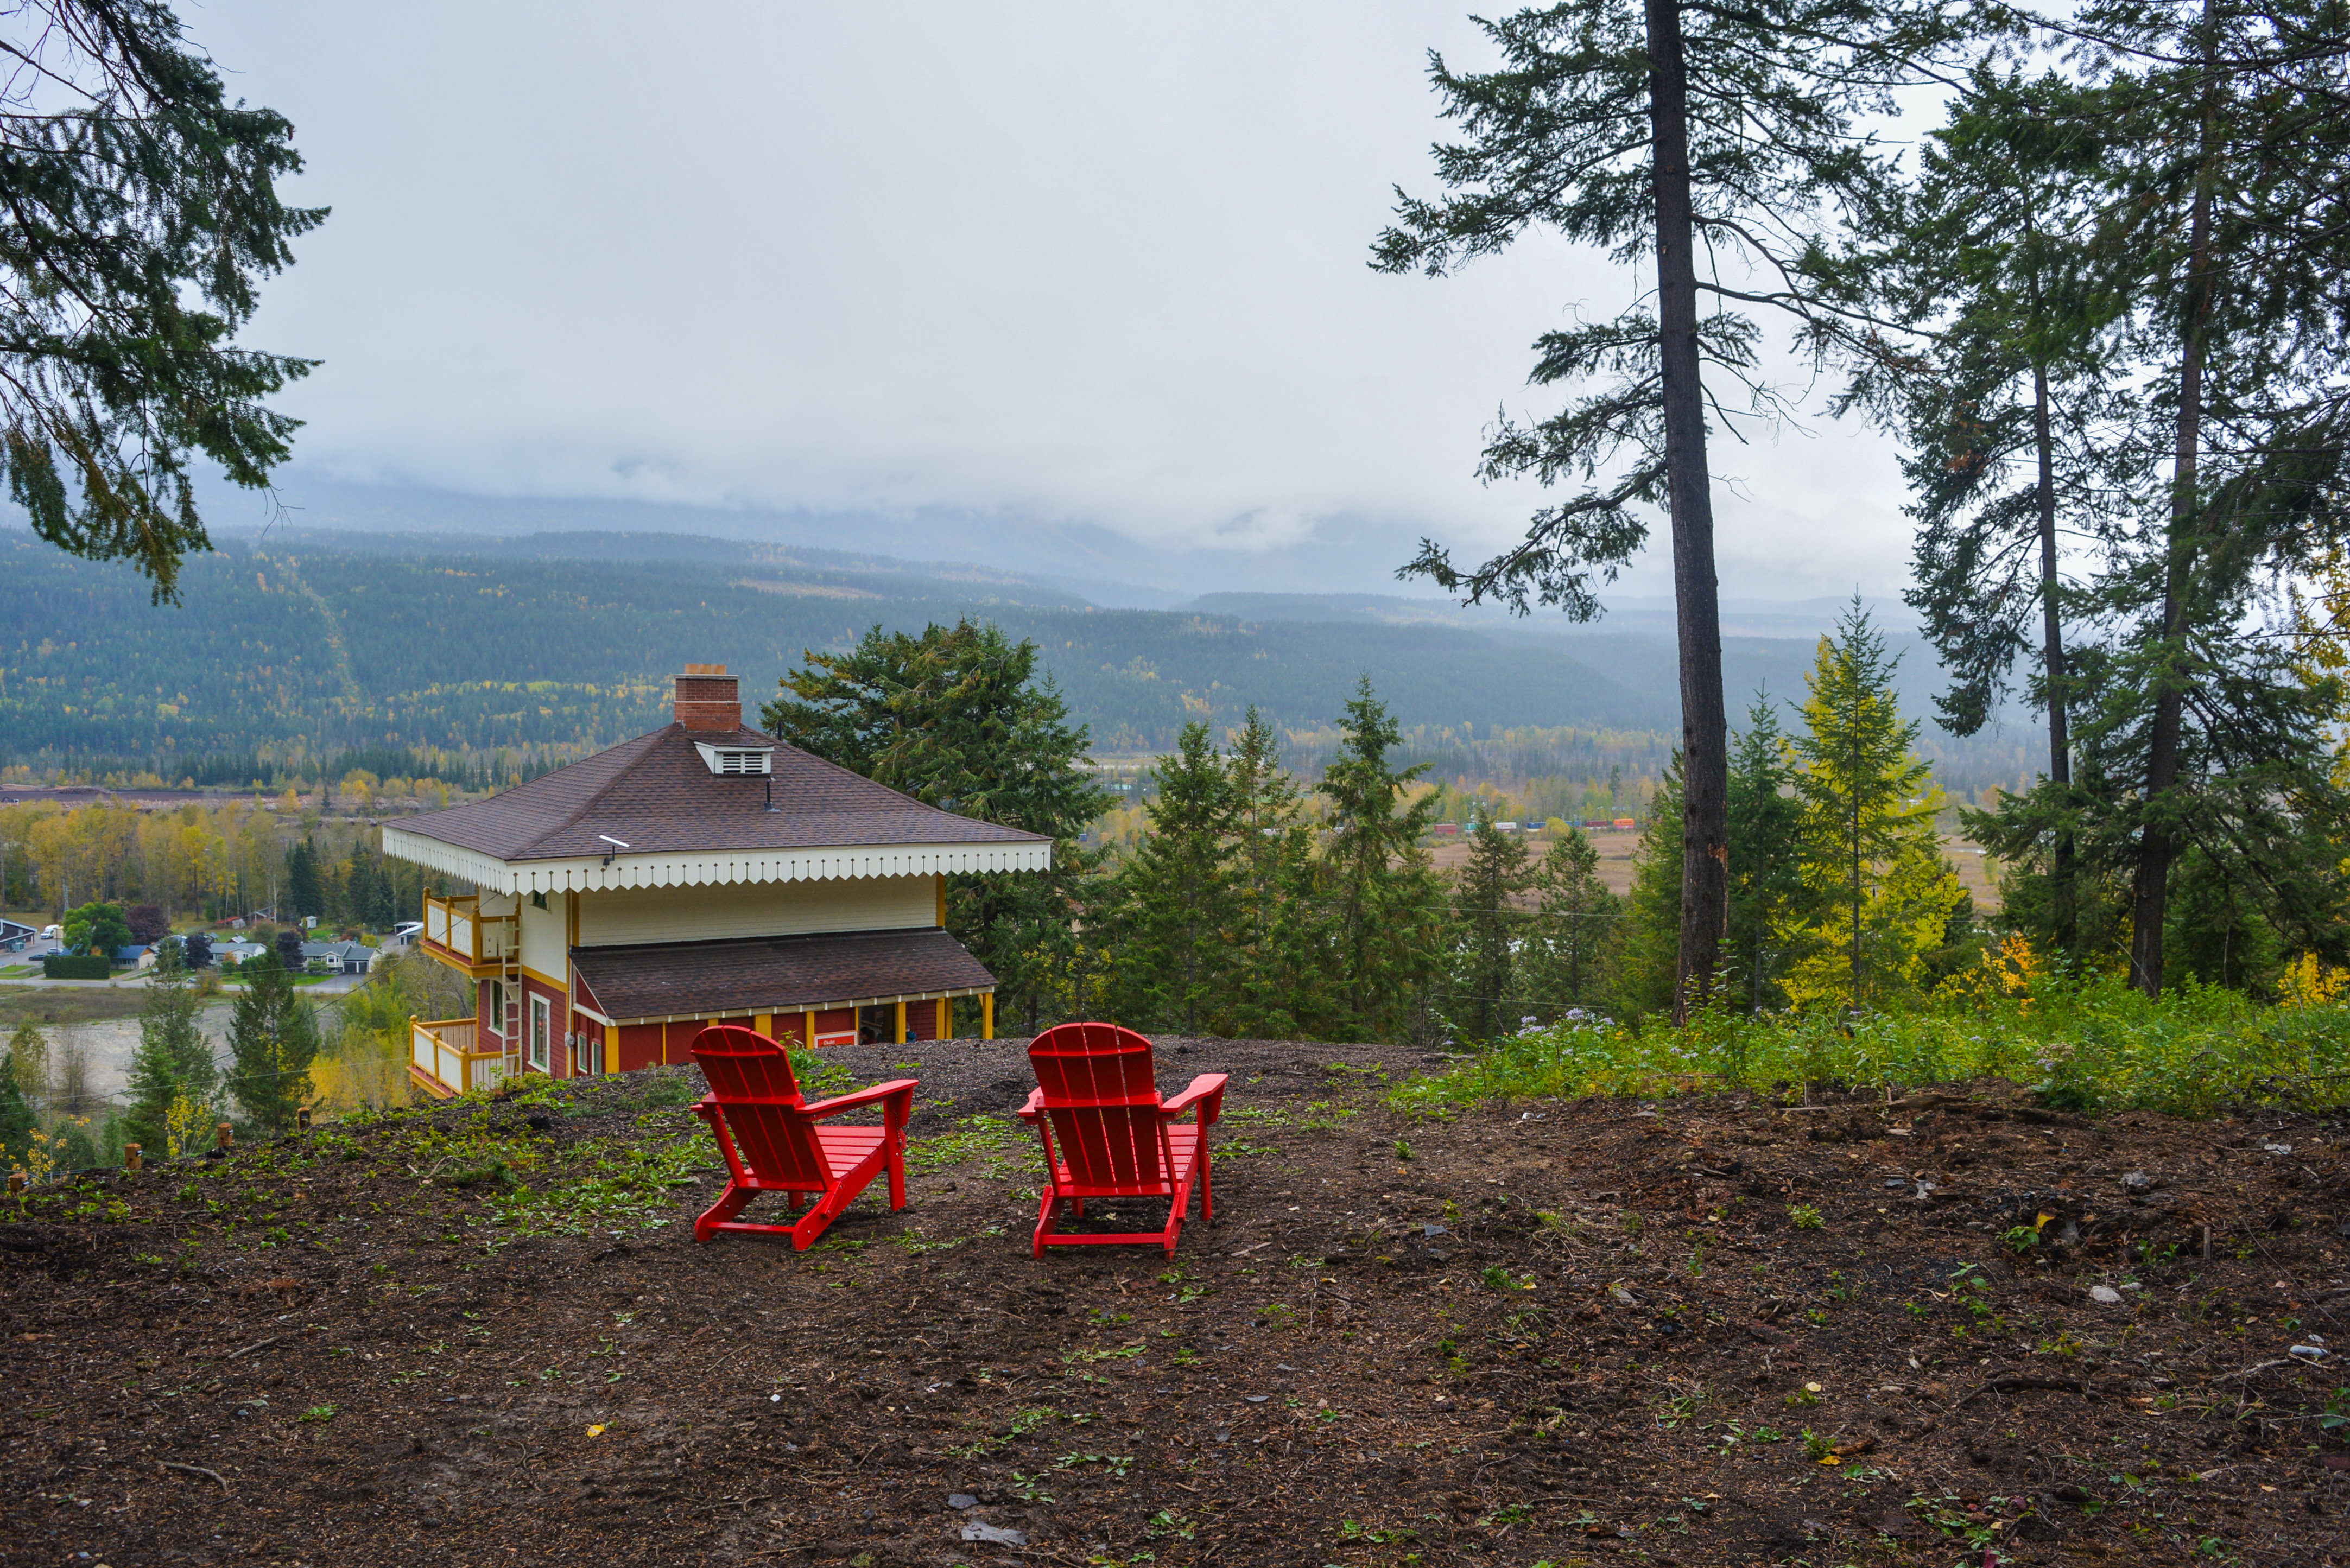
[569,928,996,1023]
[396,723,1045,863]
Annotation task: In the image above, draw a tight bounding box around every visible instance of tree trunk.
[1646,0,1728,1022]
[2031,358,2075,956]
[2131,7,2217,999]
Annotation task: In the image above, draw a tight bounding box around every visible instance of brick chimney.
[674,664,742,732]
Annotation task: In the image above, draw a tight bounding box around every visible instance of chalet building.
[383,665,1048,1098]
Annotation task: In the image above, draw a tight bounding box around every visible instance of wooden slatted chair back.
[1028,1022,1169,1191]
[691,1025,829,1189]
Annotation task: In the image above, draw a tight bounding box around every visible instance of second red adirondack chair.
[688,1023,916,1249]
[1019,1021,1227,1258]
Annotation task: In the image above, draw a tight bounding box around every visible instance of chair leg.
[885,1138,907,1212]
[1198,1146,1213,1222]
[694,1182,752,1242]
[1032,1190,1060,1259]
[1072,1196,1086,1219]
[793,1184,857,1251]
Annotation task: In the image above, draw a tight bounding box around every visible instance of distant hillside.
[0,528,2041,799]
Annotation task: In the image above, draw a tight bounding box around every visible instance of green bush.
[1389,969,2350,1120]
[42,954,112,980]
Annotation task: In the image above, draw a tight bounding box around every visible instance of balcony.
[419,893,517,977]
[409,1015,514,1099]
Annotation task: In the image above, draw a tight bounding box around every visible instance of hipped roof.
[394,722,1045,865]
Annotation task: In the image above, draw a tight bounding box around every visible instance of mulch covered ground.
[3,1036,2347,1567]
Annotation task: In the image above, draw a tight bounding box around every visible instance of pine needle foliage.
[0,1,325,600]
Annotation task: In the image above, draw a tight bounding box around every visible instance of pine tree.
[286,836,324,921]
[1448,822,1535,1042]
[2067,0,2350,993]
[1523,828,1619,1016]
[1223,709,1330,1039]
[1725,697,1807,1011]
[1321,677,1446,1043]
[1103,722,1238,1035]
[1372,0,1956,1017]
[763,618,1115,1031]
[123,947,212,1156]
[1616,758,1687,1018]
[0,0,326,599]
[1837,67,2126,960]
[1778,602,1963,1008]
[226,952,319,1134]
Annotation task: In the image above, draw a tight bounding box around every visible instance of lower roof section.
[567,926,996,1026]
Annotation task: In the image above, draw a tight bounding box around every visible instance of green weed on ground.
[1391,971,2350,1118]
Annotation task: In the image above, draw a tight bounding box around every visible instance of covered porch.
[570,926,999,1074]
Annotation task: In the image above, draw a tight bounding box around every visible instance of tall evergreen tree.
[1103,722,1238,1035]
[285,836,324,921]
[1222,709,1331,1039]
[1836,66,2126,959]
[2062,0,2350,992]
[764,619,1114,1029]
[225,951,318,1134]
[1725,696,1807,1011]
[1373,0,1954,1017]
[1779,603,1962,1008]
[123,946,213,1156]
[1523,828,1619,1015]
[1321,677,1446,1043]
[1616,758,1687,1018]
[1448,822,1536,1042]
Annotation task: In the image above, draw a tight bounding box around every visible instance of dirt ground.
[3,1036,2346,1567]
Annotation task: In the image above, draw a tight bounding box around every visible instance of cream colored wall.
[520,894,568,981]
[575,875,936,949]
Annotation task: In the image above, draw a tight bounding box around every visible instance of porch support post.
[604,1021,618,1076]
[893,1000,907,1045]
[804,1010,817,1050]
[982,991,994,1042]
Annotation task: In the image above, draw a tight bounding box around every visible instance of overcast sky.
[195,1,1925,601]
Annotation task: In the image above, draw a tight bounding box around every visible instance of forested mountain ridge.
[0,528,2032,796]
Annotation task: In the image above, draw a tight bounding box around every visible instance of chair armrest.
[801,1078,920,1121]
[1017,1087,1046,1122]
[1160,1073,1228,1125]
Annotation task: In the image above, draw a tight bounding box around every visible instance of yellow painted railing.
[420,893,516,971]
[409,1015,513,1098]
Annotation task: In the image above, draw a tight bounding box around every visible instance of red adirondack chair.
[1019,1021,1227,1258]
[687,1023,916,1249]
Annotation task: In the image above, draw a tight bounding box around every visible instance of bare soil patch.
[3,1037,2345,1566]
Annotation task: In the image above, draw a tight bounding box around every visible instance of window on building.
[529,994,551,1072]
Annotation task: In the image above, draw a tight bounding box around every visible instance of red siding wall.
[616,1023,666,1074]
[908,1000,941,1042]
[516,973,567,1076]
[814,1007,856,1043]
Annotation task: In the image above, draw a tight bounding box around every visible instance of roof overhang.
[379,826,1052,895]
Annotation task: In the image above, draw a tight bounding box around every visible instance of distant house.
[300,941,379,976]
[382,665,1049,1098]
[112,944,148,968]
[214,939,269,966]
[0,918,32,953]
